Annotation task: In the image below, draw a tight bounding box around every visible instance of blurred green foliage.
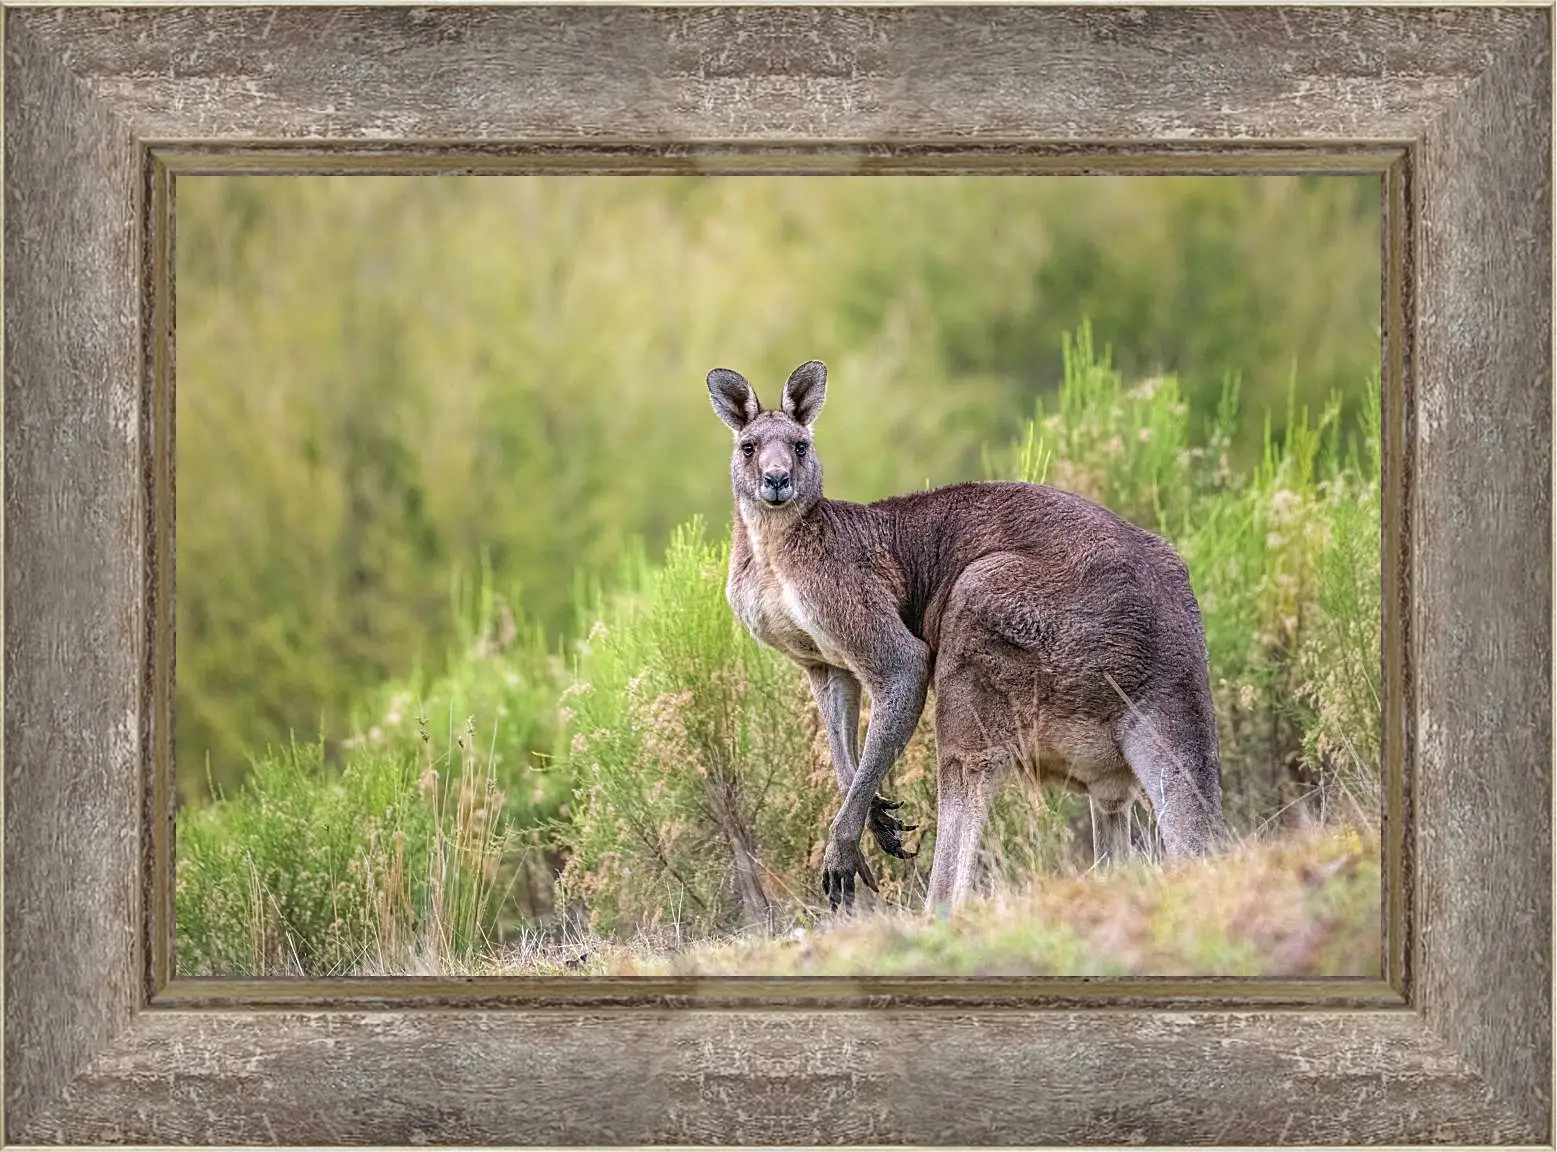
[176,174,1379,802]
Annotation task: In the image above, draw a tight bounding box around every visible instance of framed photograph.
[4,3,1550,1145]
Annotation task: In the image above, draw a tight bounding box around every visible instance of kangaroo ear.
[707,368,761,432]
[782,360,827,427]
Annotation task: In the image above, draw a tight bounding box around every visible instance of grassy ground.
[480,824,1379,979]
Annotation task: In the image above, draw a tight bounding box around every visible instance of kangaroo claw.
[868,794,919,859]
[821,836,878,913]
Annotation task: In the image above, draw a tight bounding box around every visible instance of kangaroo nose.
[763,469,791,490]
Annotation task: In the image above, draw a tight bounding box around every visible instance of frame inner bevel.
[145,141,1414,1012]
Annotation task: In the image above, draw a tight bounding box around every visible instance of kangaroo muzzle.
[761,469,794,505]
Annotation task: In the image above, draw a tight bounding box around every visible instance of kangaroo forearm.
[835,719,916,839]
[822,704,857,792]
[807,665,862,793]
[828,668,862,791]
[833,681,925,841]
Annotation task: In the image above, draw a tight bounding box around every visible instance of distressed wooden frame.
[3,3,1551,1145]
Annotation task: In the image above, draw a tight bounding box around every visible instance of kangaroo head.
[706,360,826,513]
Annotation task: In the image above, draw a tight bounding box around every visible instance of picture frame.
[3,3,1550,1144]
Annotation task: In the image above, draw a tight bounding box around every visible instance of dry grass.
[475,823,1379,979]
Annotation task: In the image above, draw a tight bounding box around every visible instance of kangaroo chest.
[730,518,850,668]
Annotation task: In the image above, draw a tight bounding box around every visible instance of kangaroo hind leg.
[927,666,1017,910]
[926,552,1040,910]
[1116,696,1226,860]
[924,754,966,911]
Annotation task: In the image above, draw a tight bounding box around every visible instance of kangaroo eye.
[740,443,755,459]
[795,441,809,456]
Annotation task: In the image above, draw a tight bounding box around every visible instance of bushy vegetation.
[553,525,833,939]
[175,175,1380,802]
[176,721,511,976]
[175,326,1381,976]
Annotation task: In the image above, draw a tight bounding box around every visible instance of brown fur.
[708,361,1227,911]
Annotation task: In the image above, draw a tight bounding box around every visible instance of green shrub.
[175,718,511,976]
[554,521,834,938]
[1290,398,1383,815]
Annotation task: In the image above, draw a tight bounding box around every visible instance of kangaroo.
[707,360,1227,912]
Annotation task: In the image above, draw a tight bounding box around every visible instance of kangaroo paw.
[821,835,878,913]
[867,794,918,859]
